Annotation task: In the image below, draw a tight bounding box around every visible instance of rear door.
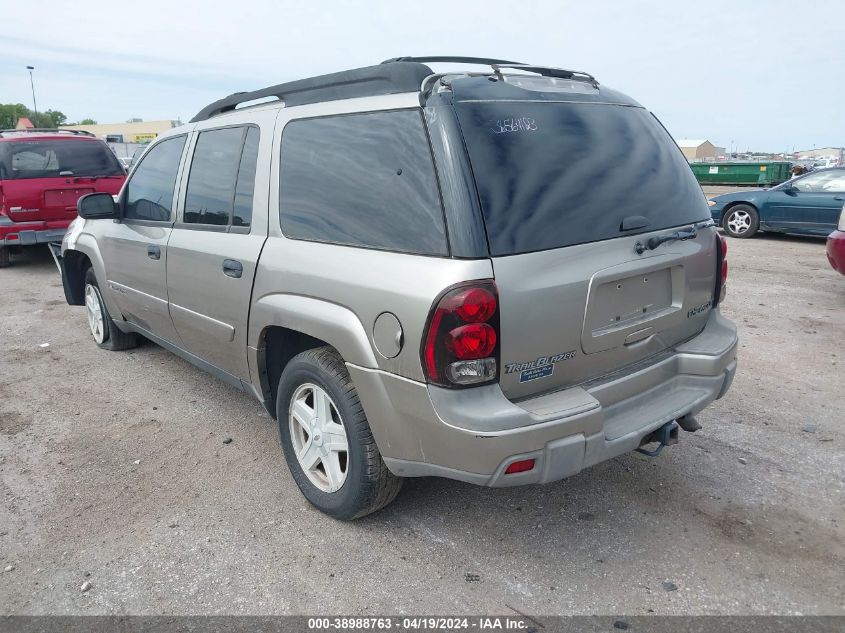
[165,119,268,381]
[0,138,124,223]
[453,99,716,400]
[100,134,189,343]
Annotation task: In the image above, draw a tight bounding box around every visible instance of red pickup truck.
[827,203,845,276]
[0,129,125,267]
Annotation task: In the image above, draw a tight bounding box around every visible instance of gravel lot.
[1,221,843,616]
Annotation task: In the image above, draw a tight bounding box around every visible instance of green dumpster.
[690,162,792,186]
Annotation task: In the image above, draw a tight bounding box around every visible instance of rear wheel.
[84,267,137,350]
[276,346,402,520]
[722,204,759,238]
[0,247,10,268]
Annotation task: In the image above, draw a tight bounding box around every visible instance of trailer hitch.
[635,420,679,457]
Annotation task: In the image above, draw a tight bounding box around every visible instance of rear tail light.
[422,281,499,387]
[714,234,728,307]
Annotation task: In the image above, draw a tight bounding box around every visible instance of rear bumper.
[0,220,71,246]
[826,230,845,275]
[350,309,737,487]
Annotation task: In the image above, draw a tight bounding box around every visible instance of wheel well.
[261,326,330,418]
[721,201,757,222]
[62,250,92,305]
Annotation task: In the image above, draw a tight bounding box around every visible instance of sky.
[1,0,843,153]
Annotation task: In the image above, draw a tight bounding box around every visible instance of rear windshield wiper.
[635,222,708,254]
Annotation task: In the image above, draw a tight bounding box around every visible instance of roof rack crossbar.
[490,63,599,87]
[382,57,599,87]
[0,128,96,137]
[190,62,433,123]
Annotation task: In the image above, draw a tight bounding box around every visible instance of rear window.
[0,139,123,180]
[279,110,447,256]
[455,102,709,256]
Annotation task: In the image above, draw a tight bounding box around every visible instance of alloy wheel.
[288,383,349,493]
[84,284,106,344]
[727,209,752,235]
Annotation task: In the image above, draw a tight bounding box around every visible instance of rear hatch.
[452,86,716,400]
[0,137,124,223]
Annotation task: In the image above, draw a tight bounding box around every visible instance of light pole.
[26,66,38,120]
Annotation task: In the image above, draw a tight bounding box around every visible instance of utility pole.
[26,66,38,118]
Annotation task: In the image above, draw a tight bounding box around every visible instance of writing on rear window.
[491,117,537,134]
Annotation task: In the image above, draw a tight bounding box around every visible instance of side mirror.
[77,192,118,219]
[781,183,798,195]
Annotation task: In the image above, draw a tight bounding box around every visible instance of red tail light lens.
[446,323,497,359]
[714,234,728,306]
[422,281,499,387]
[453,287,497,322]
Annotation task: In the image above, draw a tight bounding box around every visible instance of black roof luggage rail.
[381,56,525,66]
[190,62,434,123]
[0,128,97,137]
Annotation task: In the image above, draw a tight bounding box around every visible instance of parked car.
[708,167,845,238]
[826,203,845,275]
[56,57,737,519]
[0,129,125,267]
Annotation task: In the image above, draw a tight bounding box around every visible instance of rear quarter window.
[279,109,448,256]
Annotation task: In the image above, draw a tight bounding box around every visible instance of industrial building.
[59,119,181,144]
[675,139,726,161]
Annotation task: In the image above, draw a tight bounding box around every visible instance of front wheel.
[276,346,402,520]
[83,267,138,351]
[722,204,759,238]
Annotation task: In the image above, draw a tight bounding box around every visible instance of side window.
[279,110,447,255]
[233,127,259,227]
[184,127,245,226]
[793,170,845,193]
[125,136,186,222]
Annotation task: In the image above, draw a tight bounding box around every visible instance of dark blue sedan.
[708,167,845,238]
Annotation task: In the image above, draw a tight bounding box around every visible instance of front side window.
[184,127,247,226]
[793,169,845,193]
[279,110,447,255]
[2,139,123,180]
[125,135,187,222]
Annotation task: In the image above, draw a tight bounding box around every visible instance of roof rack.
[190,62,433,123]
[0,128,97,137]
[191,57,601,123]
[383,56,599,87]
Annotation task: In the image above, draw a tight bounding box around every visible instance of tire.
[276,346,402,520]
[83,267,138,351]
[722,204,759,238]
[0,247,10,268]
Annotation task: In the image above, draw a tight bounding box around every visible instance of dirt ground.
[0,221,843,616]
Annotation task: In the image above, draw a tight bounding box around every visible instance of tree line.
[0,103,96,130]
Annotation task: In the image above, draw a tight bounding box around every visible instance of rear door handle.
[147,245,161,260]
[834,195,844,201]
[222,259,243,278]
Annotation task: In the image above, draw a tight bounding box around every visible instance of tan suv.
[57,57,738,519]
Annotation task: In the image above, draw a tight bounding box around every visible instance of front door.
[100,134,189,343]
[766,169,845,235]
[165,124,266,381]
